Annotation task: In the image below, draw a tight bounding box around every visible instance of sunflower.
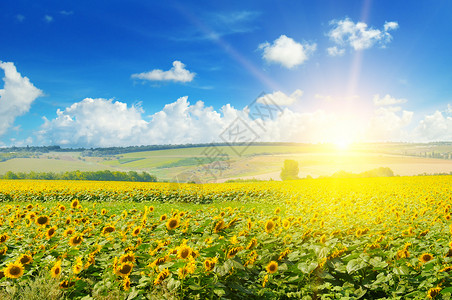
[84,255,95,268]
[17,254,33,265]
[226,246,243,259]
[102,225,115,235]
[154,268,170,285]
[63,228,75,237]
[203,257,218,272]
[123,276,131,291]
[274,207,281,214]
[265,220,275,233]
[59,280,75,289]
[65,217,71,225]
[4,262,24,279]
[419,253,434,263]
[0,234,8,243]
[35,215,50,226]
[266,261,278,274]
[115,262,133,277]
[50,260,62,278]
[282,219,290,230]
[278,249,291,261]
[427,287,442,299]
[160,214,167,221]
[0,246,7,255]
[101,209,107,215]
[246,238,258,250]
[149,206,155,213]
[214,219,225,233]
[26,204,33,210]
[119,252,135,264]
[46,226,57,239]
[262,274,269,288]
[58,205,66,212]
[131,227,141,236]
[177,245,192,260]
[166,217,180,231]
[71,199,80,209]
[69,234,83,247]
[73,257,83,274]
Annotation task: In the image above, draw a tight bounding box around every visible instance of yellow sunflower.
[226,246,243,259]
[0,245,7,255]
[123,276,131,291]
[63,228,75,237]
[59,280,75,289]
[119,252,135,264]
[69,234,83,247]
[265,220,275,233]
[35,215,50,226]
[160,214,167,221]
[102,225,115,235]
[115,262,134,277]
[101,209,107,215]
[50,260,62,278]
[17,254,33,265]
[427,286,441,299]
[266,261,278,274]
[166,217,180,231]
[71,199,80,209]
[131,226,141,236]
[177,245,192,260]
[4,262,24,279]
[154,268,170,285]
[46,226,57,239]
[0,234,8,243]
[419,253,434,263]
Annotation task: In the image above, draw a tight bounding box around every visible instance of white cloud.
[0,61,43,136]
[257,90,303,106]
[414,108,452,141]
[327,18,398,52]
[327,46,345,57]
[44,15,53,23]
[131,61,195,83]
[258,35,316,68]
[366,106,413,141]
[373,94,407,106]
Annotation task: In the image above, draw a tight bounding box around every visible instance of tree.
[280,159,299,181]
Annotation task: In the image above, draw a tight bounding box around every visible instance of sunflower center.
[10,266,21,276]
[120,264,132,274]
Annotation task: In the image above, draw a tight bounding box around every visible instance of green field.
[1,143,452,182]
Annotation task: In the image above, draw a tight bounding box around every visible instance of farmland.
[1,176,452,299]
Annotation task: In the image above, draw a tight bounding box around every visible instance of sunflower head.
[132,226,141,236]
[69,234,83,247]
[119,252,135,264]
[102,225,115,235]
[17,254,33,265]
[427,287,442,299]
[166,217,180,231]
[123,276,131,291]
[50,260,62,278]
[266,261,278,274]
[71,199,80,209]
[59,280,75,289]
[0,234,8,243]
[4,262,24,279]
[58,205,66,212]
[160,214,167,221]
[46,227,57,239]
[265,220,275,233]
[35,215,50,226]
[177,245,192,260]
[419,253,434,263]
[115,262,134,277]
[226,246,243,259]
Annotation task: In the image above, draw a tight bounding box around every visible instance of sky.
[1,0,452,148]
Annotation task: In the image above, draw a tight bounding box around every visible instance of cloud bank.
[0,61,43,136]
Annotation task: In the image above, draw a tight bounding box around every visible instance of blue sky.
[1,0,452,147]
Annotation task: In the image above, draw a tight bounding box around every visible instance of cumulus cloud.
[327,18,398,54]
[0,61,43,136]
[326,46,345,57]
[414,107,452,141]
[366,106,413,141]
[131,61,195,83]
[258,35,316,68]
[373,94,407,106]
[257,90,303,106]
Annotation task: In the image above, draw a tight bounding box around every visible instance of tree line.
[0,170,157,182]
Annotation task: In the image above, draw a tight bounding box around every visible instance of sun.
[334,139,352,151]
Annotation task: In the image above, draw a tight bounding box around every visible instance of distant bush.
[280,159,300,180]
[0,170,157,182]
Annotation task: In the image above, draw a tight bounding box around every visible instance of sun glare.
[334,139,352,151]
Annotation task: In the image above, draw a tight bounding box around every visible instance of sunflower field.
[0,176,452,299]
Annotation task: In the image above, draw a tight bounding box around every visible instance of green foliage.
[0,170,157,182]
[280,159,299,180]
